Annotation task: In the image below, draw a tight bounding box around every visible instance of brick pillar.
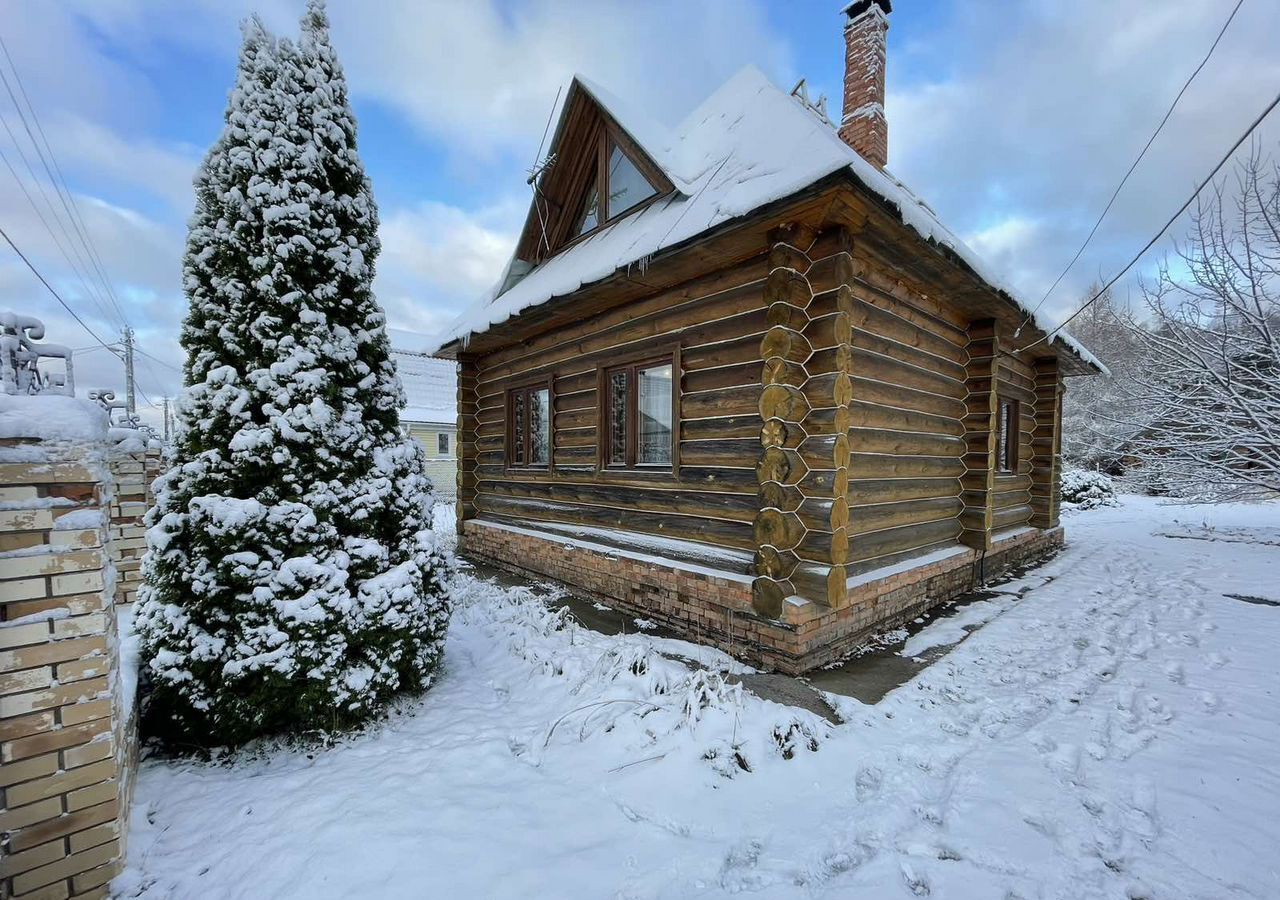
[1,443,138,899]
[106,449,157,612]
[1030,357,1063,529]
[455,354,479,541]
[960,319,998,550]
[838,0,891,168]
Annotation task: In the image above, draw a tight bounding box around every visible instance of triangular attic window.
[513,82,674,264]
[606,142,657,219]
[575,167,601,237]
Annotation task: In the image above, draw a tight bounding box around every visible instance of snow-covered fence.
[0,393,157,898]
[1,311,74,398]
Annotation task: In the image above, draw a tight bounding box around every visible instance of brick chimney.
[838,0,891,169]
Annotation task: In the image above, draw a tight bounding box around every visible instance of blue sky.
[2,0,1277,420]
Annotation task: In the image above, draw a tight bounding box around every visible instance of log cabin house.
[434,0,1103,672]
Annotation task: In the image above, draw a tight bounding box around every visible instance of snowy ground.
[115,496,1280,899]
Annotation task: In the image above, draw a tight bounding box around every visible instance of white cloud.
[47,115,200,215]
[328,0,791,159]
[375,199,522,345]
[885,0,1280,324]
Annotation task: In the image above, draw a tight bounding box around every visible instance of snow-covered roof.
[391,332,456,426]
[437,66,1102,374]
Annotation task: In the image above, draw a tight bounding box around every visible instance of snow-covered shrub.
[136,3,450,747]
[1061,468,1118,510]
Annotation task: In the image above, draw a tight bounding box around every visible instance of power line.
[0,118,120,330]
[134,345,182,373]
[1017,0,1246,334]
[0,141,119,329]
[1024,85,1280,353]
[0,37,129,329]
[0,221,116,350]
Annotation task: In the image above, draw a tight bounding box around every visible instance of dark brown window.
[437,432,450,456]
[602,357,674,468]
[568,138,659,243]
[996,398,1019,473]
[508,384,551,468]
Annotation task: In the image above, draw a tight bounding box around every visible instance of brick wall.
[1,440,152,899]
[463,519,1063,674]
[106,451,161,613]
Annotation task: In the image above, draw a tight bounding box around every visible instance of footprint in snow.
[1047,743,1084,783]
[1205,651,1229,669]
[1144,694,1173,724]
[900,862,931,896]
[1028,732,1057,755]
[855,766,883,802]
[913,803,944,827]
[1198,690,1220,713]
[1162,661,1185,684]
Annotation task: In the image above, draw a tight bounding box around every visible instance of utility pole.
[162,396,171,442]
[122,326,136,419]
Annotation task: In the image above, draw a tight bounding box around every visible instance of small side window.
[437,432,450,456]
[996,398,1019,473]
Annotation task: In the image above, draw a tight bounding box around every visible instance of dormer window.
[566,138,659,245]
[606,142,657,219]
[575,171,601,236]
[512,80,676,267]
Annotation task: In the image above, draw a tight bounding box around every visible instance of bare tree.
[1061,284,1147,472]
[1119,149,1280,500]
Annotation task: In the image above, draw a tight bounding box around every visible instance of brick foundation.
[462,519,1064,674]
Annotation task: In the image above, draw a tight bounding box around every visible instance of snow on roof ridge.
[569,74,694,195]
[437,66,1102,374]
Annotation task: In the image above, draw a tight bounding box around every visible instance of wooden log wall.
[456,211,1070,617]
[456,354,479,534]
[841,254,970,572]
[1030,357,1063,528]
[992,347,1038,534]
[751,226,855,615]
[463,251,773,570]
[960,320,999,550]
[752,223,981,612]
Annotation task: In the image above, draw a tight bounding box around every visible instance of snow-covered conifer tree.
[137,3,451,746]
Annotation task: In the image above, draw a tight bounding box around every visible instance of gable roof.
[438,66,1103,374]
[390,331,457,426]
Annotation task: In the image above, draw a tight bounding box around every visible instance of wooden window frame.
[598,350,680,473]
[506,377,554,471]
[997,397,1019,474]
[552,123,668,256]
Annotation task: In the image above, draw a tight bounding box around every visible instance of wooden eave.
[437,173,850,360]
[822,172,1101,377]
[440,168,1099,378]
